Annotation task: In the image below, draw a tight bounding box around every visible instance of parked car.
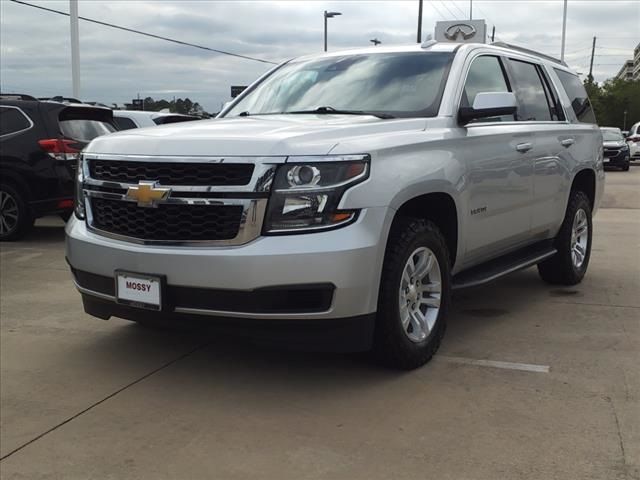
[112,110,200,130]
[66,38,603,369]
[626,121,640,162]
[601,127,630,171]
[0,95,116,240]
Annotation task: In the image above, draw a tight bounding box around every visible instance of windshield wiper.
[285,106,395,119]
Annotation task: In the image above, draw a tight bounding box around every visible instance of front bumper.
[65,206,392,322]
[603,149,630,167]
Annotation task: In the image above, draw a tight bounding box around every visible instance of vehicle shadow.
[64,269,552,390]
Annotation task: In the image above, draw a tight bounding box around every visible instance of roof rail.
[491,41,567,67]
[0,93,38,101]
[38,96,83,104]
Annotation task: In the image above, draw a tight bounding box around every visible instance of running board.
[452,242,557,290]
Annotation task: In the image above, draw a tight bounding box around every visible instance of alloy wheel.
[0,190,19,237]
[571,208,588,268]
[398,247,442,343]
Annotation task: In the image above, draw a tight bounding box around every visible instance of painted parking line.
[439,356,550,373]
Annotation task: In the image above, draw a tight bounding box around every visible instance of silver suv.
[66,39,604,369]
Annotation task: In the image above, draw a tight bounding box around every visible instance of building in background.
[615,42,640,81]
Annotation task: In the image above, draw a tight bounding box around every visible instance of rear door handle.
[560,138,575,147]
[516,142,533,153]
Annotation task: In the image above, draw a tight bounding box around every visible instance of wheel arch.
[386,191,460,269]
[570,168,596,210]
[0,168,32,200]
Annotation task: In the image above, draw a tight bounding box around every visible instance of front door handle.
[516,142,533,153]
[560,138,575,147]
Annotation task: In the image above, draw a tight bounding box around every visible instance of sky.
[1,0,638,113]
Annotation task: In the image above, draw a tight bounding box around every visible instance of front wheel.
[374,218,451,370]
[538,190,592,285]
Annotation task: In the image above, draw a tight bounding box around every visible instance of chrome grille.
[82,154,280,246]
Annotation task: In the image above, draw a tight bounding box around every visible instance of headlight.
[74,155,85,220]
[264,155,370,233]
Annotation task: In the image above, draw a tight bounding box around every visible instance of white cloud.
[1,0,638,112]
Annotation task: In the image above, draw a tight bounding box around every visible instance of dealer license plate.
[115,271,162,310]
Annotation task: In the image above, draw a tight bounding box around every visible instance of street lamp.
[324,11,341,52]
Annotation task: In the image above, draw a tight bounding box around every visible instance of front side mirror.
[458,91,518,125]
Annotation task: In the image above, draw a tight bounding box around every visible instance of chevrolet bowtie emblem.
[126,181,171,207]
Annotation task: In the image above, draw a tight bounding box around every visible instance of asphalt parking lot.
[1,167,638,480]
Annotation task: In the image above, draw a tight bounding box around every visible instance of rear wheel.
[374,218,451,370]
[0,184,33,241]
[538,190,592,285]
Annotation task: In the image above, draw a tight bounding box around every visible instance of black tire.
[60,211,72,222]
[537,190,592,285]
[374,218,451,370]
[622,162,630,171]
[0,183,33,241]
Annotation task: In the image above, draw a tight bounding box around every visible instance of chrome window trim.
[0,105,34,139]
[455,51,570,126]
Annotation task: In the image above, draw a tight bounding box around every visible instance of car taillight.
[629,136,640,142]
[38,138,80,161]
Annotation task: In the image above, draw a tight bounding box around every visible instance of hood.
[603,140,626,148]
[86,114,427,157]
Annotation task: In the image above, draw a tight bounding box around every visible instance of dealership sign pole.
[70,0,81,99]
[560,0,567,61]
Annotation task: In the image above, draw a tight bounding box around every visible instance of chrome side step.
[452,243,557,290]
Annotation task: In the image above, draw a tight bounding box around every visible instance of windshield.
[225,52,454,118]
[602,130,623,142]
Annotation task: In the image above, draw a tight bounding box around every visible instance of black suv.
[0,95,116,240]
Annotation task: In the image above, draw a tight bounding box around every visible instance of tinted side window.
[0,107,31,136]
[508,59,552,121]
[113,117,137,130]
[462,55,514,122]
[554,69,597,124]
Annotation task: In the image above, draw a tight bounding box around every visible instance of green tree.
[585,79,640,130]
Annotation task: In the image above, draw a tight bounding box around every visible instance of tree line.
[130,97,211,117]
[584,78,640,131]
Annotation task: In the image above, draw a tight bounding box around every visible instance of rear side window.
[508,59,553,121]
[113,117,138,130]
[60,119,115,143]
[0,106,31,136]
[462,55,514,122]
[554,69,597,124]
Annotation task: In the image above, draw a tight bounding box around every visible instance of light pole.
[560,0,568,61]
[70,0,80,99]
[324,11,341,52]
